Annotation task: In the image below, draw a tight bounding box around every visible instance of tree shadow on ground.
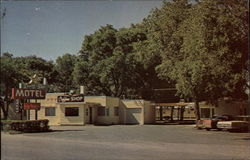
[50,129,85,132]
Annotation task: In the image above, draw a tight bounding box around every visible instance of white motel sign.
[12,88,46,99]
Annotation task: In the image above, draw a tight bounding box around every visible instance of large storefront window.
[45,107,56,116]
[65,107,79,116]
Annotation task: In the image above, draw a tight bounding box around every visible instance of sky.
[1,0,163,61]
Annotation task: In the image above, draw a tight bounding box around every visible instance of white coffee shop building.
[29,93,155,125]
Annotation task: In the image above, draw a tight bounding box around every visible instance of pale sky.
[1,0,163,61]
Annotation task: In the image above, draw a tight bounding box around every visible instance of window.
[65,107,79,116]
[45,107,56,116]
[106,108,109,116]
[86,108,89,116]
[114,107,119,116]
[97,106,105,116]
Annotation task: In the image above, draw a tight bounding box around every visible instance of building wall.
[126,108,142,124]
[32,94,157,125]
[34,93,64,125]
[85,96,106,106]
[36,105,61,125]
[215,100,248,115]
[98,97,119,124]
[144,101,155,124]
[59,103,85,125]
[121,100,144,125]
[84,104,90,124]
[119,100,127,124]
[84,96,120,125]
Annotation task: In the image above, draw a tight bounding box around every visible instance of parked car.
[216,115,250,132]
[196,120,205,129]
[196,115,233,131]
[217,120,249,132]
[233,115,250,121]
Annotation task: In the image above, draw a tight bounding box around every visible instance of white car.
[217,121,249,132]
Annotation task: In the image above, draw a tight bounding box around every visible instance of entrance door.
[89,107,92,124]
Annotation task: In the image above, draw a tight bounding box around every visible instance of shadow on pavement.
[50,129,85,132]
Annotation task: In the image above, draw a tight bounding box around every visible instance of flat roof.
[154,102,193,106]
[57,102,100,105]
[122,101,143,108]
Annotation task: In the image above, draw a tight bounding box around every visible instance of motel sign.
[12,88,46,99]
[24,103,41,110]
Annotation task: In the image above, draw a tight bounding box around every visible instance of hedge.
[1,119,50,133]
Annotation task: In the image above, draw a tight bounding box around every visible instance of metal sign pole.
[35,84,38,120]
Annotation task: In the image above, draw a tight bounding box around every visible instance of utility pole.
[1,5,8,119]
[1,6,7,54]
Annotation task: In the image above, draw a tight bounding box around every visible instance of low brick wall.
[1,119,50,133]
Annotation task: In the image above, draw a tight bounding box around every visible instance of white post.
[80,86,85,94]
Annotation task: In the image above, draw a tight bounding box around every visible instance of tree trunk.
[5,100,9,120]
[1,100,8,120]
[0,104,7,120]
[194,100,200,120]
[3,84,10,120]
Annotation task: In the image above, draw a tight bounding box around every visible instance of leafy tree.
[75,24,149,97]
[1,54,57,119]
[157,0,248,120]
[14,55,56,85]
[55,53,77,92]
[131,0,191,100]
[0,53,22,119]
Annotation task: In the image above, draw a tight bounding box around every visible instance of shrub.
[1,119,50,133]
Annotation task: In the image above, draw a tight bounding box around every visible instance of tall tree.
[132,0,191,99]
[0,53,22,119]
[14,55,56,84]
[1,54,57,119]
[55,53,77,92]
[74,24,148,97]
[157,0,248,120]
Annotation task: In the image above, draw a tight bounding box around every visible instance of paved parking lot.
[2,125,250,160]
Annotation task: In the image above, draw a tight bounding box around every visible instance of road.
[2,125,250,160]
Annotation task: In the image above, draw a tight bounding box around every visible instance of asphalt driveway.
[2,125,250,160]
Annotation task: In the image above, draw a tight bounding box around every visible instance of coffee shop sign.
[12,88,46,99]
[57,94,84,103]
